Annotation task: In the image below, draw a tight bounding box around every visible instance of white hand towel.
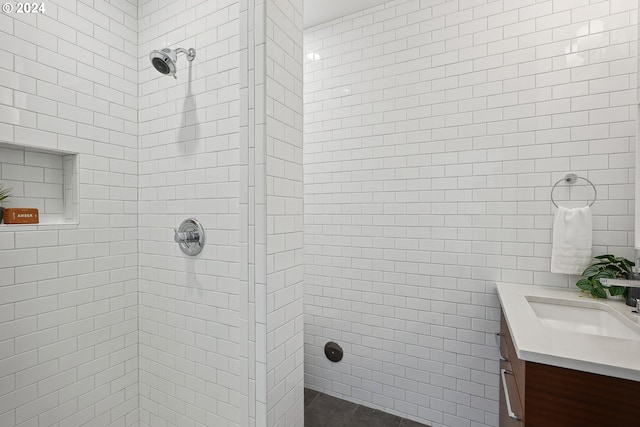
[550,206,592,275]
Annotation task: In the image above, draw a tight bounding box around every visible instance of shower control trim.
[174,218,205,256]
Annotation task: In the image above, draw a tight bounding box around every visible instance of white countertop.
[496,282,640,381]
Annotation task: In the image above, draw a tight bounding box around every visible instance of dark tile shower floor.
[304,388,430,427]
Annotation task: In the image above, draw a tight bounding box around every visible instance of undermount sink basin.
[526,296,640,341]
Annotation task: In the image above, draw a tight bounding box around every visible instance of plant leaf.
[593,285,608,299]
[595,254,616,261]
[0,183,11,201]
[607,262,625,270]
[608,286,626,297]
[620,259,634,271]
[594,269,616,279]
[576,279,592,291]
[582,265,601,277]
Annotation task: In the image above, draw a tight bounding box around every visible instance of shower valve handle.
[174,228,199,243]
[173,218,206,256]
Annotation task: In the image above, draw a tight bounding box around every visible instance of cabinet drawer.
[499,312,510,361]
[499,312,525,407]
[499,360,524,427]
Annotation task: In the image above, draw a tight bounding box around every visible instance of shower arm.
[175,47,196,61]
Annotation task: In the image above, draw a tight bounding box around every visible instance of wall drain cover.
[324,341,343,362]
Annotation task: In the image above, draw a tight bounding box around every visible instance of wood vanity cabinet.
[499,310,640,427]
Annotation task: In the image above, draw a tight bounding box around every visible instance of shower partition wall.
[240,0,305,426]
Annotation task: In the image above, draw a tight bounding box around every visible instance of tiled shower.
[0,0,304,426]
[0,1,637,427]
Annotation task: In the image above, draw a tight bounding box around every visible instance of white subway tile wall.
[265,0,305,426]
[1,0,637,426]
[303,1,637,427]
[241,0,305,425]
[238,0,256,424]
[241,0,270,425]
[137,0,243,426]
[0,1,139,426]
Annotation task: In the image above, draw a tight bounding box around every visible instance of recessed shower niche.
[0,142,78,226]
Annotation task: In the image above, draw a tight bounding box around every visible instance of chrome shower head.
[149,47,196,79]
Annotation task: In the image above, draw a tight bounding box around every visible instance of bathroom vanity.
[497,283,640,427]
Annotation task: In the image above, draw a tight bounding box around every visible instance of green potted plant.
[576,254,632,298]
[0,183,11,224]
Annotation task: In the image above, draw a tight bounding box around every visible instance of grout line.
[307,390,321,407]
[344,402,359,424]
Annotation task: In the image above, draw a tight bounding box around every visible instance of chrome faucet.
[600,255,640,289]
[599,278,640,288]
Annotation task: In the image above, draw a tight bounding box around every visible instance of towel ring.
[551,173,597,208]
